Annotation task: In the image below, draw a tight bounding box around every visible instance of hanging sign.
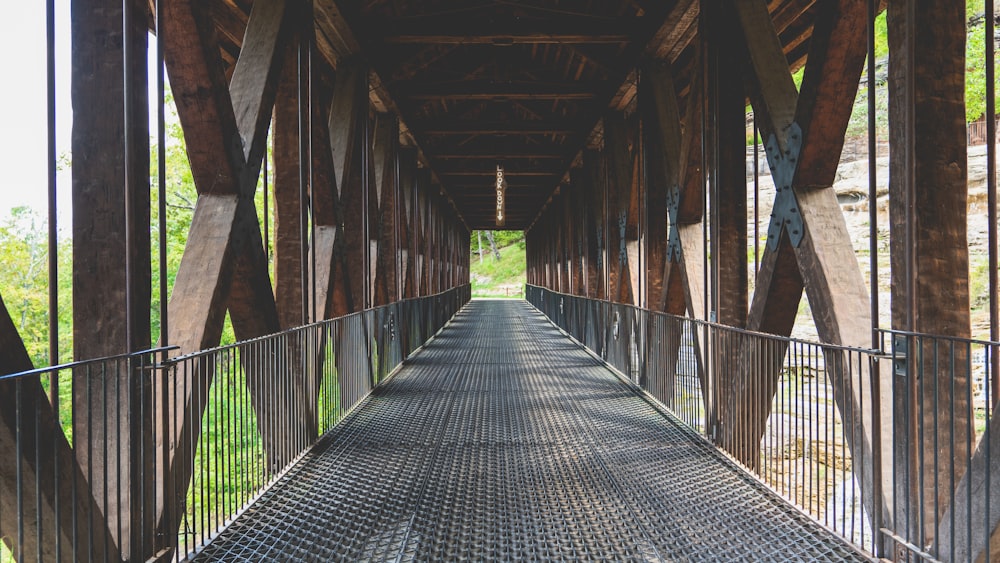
[496,164,506,226]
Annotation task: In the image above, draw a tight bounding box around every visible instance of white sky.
[0,1,73,225]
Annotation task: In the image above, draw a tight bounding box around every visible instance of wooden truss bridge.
[0,0,995,561]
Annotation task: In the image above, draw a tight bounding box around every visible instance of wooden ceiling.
[200,0,821,230]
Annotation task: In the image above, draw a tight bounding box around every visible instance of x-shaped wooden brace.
[642,58,708,404]
[716,0,891,528]
[155,0,294,544]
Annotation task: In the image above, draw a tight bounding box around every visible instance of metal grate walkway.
[192,300,872,562]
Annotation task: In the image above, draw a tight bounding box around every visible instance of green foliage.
[966,1,997,122]
[470,232,526,298]
[490,230,524,248]
[0,206,72,367]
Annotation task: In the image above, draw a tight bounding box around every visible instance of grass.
[470,240,527,298]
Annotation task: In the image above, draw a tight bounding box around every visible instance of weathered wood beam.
[71,0,150,555]
[721,0,887,533]
[386,32,630,45]
[0,296,121,562]
[307,64,349,321]
[273,30,307,329]
[416,122,579,136]
[157,0,292,549]
[372,113,400,306]
[604,114,636,305]
[707,0,749,427]
[406,81,598,101]
[432,150,567,160]
[889,0,972,551]
[639,63,671,312]
[583,150,607,300]
[399,148,417,299]
[327,61,369,312]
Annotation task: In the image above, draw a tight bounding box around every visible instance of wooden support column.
[273,30,306,329]
[309,65,348,320]
[887,0,973,552]
[605,114,636,305]
[413,169,429,296]
[0,296,121,562]
[582,150,605,299]
[372,113,400,306]
[641,56,708,410]
[706,0,749,425]
[640,75,668,311]
[398,148,417,299]
[71,0,150,555]
[558,193,568,294]
[570,168,589,297]
[567,182,585,296]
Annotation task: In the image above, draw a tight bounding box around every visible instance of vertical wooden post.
[707,0,748,425]
[372,113,399,306]
[71,0,150,555]
[888,0,971,547]
[273,31,306,328]
[605,113,635,304]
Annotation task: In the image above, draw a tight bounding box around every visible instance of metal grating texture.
[190,300,873,562]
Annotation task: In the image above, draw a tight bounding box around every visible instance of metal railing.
[0,284,469,563]
[528,285,1000,561]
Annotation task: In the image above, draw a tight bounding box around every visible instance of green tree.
[0,206,72,367]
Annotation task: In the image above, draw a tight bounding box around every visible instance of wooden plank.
[0,295,121,562]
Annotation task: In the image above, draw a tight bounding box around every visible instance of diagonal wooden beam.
[0,295,121,562]
[328,61,370,312]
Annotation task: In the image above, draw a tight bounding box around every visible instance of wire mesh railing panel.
[0,285,468,563]
[528,285,885,557]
